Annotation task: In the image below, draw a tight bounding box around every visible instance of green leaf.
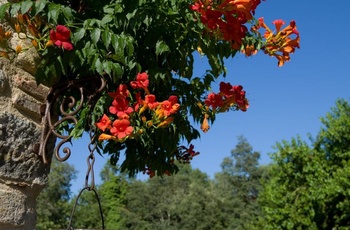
[71,125,84,139]
[0,3,10,19]
[155,40,169,56]
[48,3,59,23]
[34,0,46,15]
[73,28,86,43]
[101,30,111,49]
[101,14,113,26]
[110,34,126,64]
[95,58,103,75]
[111,63,123,80]
[57,56,66,76]
[103,60,113,76]
[91,28,101,46]
[110,33,118,52]
[126,37,134,57]
[84,19,101,27]
[71,107,89,138]
[62,6,73,21]
[9,3,21,16]
[103,5,114,14]
[20,0,32,14]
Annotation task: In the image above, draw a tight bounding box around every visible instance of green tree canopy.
[259,99,350,229]
[122,164,224,230]
[215,135,265,229]
[36,158,77,230]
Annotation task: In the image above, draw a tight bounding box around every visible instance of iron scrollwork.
[39,76,106,164]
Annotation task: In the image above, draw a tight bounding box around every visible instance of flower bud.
[17,13,24,24]
[0,52,9,59]
[4,31,12,39]
[45,40,54,47]
[31,39,39,49]
[15,45,22,54]
[157,117,174,128]
[15,23,21,33]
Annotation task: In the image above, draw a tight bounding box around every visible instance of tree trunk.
[0,22,55,229]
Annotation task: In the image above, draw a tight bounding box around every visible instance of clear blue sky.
[66,0,350,193]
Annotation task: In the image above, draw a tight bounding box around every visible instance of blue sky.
[66,1,350,193]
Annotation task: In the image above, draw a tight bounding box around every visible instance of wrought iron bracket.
[38,76,106,164]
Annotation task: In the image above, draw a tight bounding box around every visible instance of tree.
[36,158,77,230]
[99,164,130,229]
[0,1,301,228]
[68,163,130,229]
[259,99,350,229]
[122,164,225,229]
[0,0,300,176]
[214,136,265,229]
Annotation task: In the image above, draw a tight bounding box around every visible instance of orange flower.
[98,133,119,142]
[45,40,54,47]
[95,114,112,131]
[15,45,22,54]
[4,31,12,39]
[32,40,39,49]
[0,52,9,59]
[110,119,133,139]
[190,0,264,50]
[201,114,210,133]
[15,23,21,33]
[273,19,285,32]
[156,96,180,118]
[109,95,134,116]
[130,72,150,93]
[241,44,258,57]
[204,93,223,109]
[157,117,174,128]
[145,94,159,110]
[217,83,249,112]
[259,18,300,66]
[108,84,130,98]
[49,25,73,50]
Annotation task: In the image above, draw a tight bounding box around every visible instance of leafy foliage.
[36,137,267,229]
[259,99,350,229]
[36,97,350,229]
[1,0,300,176]
[36,158,77,230]
[214,136,265,229]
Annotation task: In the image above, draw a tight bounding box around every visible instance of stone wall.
[0,9,54,229]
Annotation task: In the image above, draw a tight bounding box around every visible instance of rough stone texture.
[0,13,54,229]
[0,113,49,185]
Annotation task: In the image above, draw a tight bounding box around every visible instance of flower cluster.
[143,167,171,178]
[47,25,73,51]
[205,82,249,112]
[0,0,300,178]
[0,8,73,60]
[177,144,200,163]
[13,7,75,52]
[256,18,300,66]
[95,72,202,177]
[142,143,200,178]
[200,82,249,132]
[191,0,264,49]
[95,72,181,142]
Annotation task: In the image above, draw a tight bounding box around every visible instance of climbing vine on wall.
[0,0,300,176]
